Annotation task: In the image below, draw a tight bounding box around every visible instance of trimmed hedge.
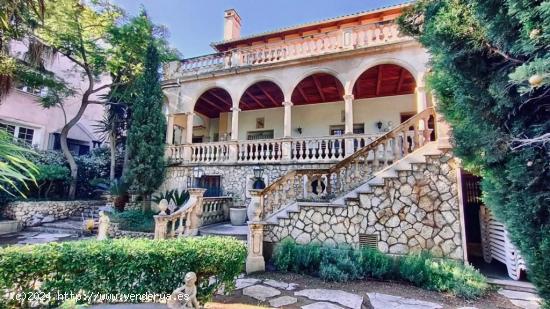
[273,239,488,299]
[0,237,246,307]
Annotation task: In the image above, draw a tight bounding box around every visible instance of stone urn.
[230,207,247,226]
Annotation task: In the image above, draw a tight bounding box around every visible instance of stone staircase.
[265,142,442,225]
[24,206,102,236]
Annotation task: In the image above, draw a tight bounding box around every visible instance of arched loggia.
[189,87,232,143]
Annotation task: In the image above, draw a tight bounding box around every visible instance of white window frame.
[0,121,41,147]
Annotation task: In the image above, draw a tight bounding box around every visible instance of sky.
[112,0,407,58]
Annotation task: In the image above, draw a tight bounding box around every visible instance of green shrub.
[272,239,488,299]
[110,209,155,232]
[0,237,246,307]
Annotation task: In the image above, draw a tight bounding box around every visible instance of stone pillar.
[283,101,293,138]
[432,93,453,149]
[415,86,428,113]
[166,115,175,144]
[185,188,207,236]
[246,189,265,273]
[246,222,265,273]
[247,189,263,222]
[153,216,168,240]
[185,112,194,144]
[343,94,355,156]
[343,94,354,134]
[230,106,241,141]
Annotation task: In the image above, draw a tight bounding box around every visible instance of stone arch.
[238,80,285,111]
[351,63,417,99]
[291,71,345,105]
[193,87,233,119]
[291,67,346,95]
[347,58,420,95]
[236,76,289,106]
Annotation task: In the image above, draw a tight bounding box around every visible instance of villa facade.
[158,4,526,279]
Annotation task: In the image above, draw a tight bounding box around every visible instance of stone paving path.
[81,276,542,309]
[0,231,86,246]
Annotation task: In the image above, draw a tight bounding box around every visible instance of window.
[51,133,90,156]
[247,130,274,140]
[16,84,48,97]
[329,124,364,135]
[0,122,35,145]
[17,127,34,144]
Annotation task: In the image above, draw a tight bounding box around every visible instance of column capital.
[184,111,195,116]
[231,106,241,112]
[343,94,354,101]
[282,101,293,107]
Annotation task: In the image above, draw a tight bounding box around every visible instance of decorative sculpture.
[167,272,199,309]
[96,210,110,240]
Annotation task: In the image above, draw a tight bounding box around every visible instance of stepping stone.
[235,278,261,290]
[295,289,363,309]
[263,279,299,290]
[243,285,281,301]
[301,302,343,309]
[269,296,298,308]
[367,293,442,309]
[498,289,542,309]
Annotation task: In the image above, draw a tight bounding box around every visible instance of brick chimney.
[224,9,241,41]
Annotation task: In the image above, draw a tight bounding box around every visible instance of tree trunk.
[141,194,151,212]
[61,101,89,199]
[122,137,130,178]
[109,130,116,181]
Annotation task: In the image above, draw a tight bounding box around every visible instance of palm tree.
[0,131,37,197]
[93,103,126,181]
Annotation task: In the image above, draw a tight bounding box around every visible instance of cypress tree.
[126,42,166,211]
[399,0,549,304]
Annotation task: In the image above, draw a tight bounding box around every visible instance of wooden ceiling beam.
[312,75,326,102]
[396,68,405,93]
[246,92,267,108]
[197,97,225,112]
[257,84,279,106]
[297,84,310,104]
[375,65,383,96]
[208,91,232,108]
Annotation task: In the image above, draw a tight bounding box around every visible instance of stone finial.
[96,210,110,241]
[167,272,199,309]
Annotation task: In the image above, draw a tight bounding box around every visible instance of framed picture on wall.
[256,117,265,129]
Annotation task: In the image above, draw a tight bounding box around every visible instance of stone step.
[199,222,247,241]
[488,278,538,294]
[25,226,85,236]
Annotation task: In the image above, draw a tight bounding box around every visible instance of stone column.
[185,112,194,144]
[246,222,265,273]
[415,86,428,113]
[343,94,355,156]
[432,93,453,149]
[230,106,240,141]
[282,101,293,161]
[283,101,293,138]
[343,94,354,134]
[166,115,175,144]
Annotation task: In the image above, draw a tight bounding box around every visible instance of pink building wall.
[0,41,107,151]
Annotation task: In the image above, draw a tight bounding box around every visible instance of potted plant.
[229,194,247,226]
[109,179,129,211]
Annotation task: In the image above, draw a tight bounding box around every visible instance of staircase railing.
[201,197,232,225]
[153,188,206,239]
[260,107,436,218]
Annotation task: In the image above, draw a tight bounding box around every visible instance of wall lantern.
[375,121,383,130]
[296,127,303,134]
[252,167,266,189]
[187,167,205,188]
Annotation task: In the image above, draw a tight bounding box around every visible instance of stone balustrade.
[201,197,232,225]
[166,133,381,165]
[260,107,436,220]
[164,21,410,79]
[154,188,206,240]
